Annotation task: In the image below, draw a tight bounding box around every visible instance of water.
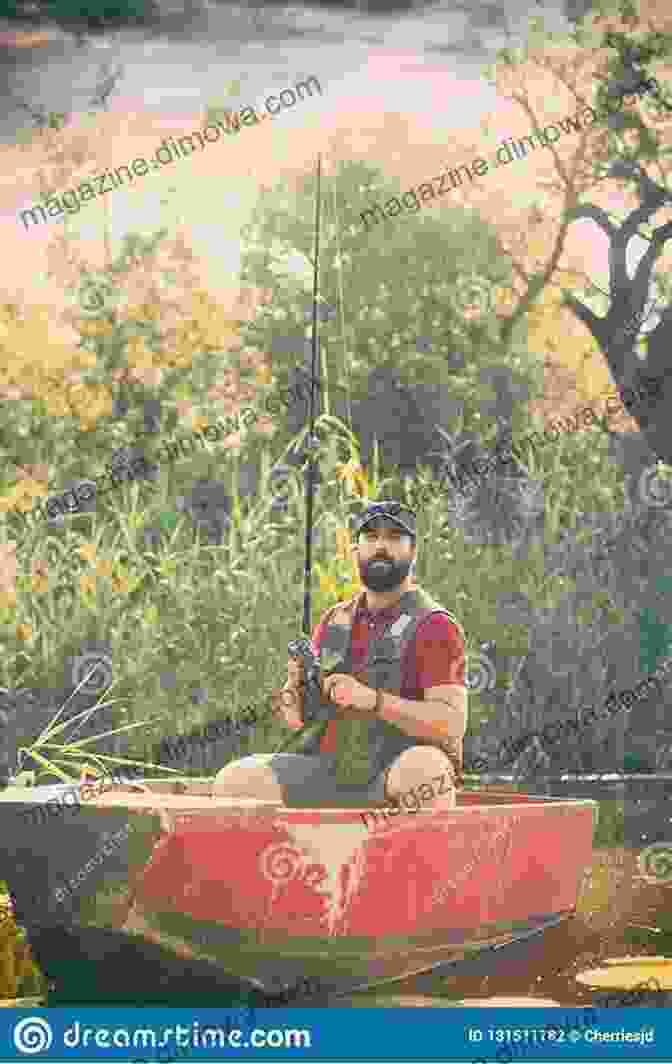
[0,0,580,311]
[0,0,576,150]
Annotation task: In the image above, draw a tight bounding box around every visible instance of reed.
[2,401,669,781]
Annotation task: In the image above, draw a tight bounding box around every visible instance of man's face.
[355,519,415,592]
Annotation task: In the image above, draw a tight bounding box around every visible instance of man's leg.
[211,746,457,810]
[212,753,375,806]
[212,754,288,801]
[382,746,457,811]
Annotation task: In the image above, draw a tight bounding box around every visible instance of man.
[213,501,467,810]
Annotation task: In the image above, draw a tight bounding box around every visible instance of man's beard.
[358,554,413,592]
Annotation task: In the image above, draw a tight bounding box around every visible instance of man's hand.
[271,658,305,729]
[287,657,304,692]
[322,673,377,714]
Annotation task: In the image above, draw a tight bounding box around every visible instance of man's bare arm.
[377,683,467,745]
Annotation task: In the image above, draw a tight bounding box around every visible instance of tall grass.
[3,389,669,780]
[1,125,670,780]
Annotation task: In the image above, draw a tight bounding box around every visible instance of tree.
[235,154,536,475]
[563,160,672,459]
[559,7,672,459]
[432,0,672,433]
[4,0,159,30]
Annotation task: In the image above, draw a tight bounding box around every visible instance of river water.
[1,0,577,154]
[0,0,580,298]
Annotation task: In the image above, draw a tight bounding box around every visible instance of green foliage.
[639,607,672,675]
[3,0,38,15]
[0,133,667,783]
[42,0,156,24]
[572,2,672,180]
[16,687,176,785]
[0,211,642,783]
[236,157,541,459]
[1,227,229,547]
[622,752,653,773]
[594,800,624,847]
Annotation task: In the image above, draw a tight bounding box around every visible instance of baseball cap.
[353,500,416,539]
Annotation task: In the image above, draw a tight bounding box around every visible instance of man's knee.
[385,746,456,809]
[212,755,284,799]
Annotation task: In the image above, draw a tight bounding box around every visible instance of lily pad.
[576,956,672,990]
[453,996,564,1007]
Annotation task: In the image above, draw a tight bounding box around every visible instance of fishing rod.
[302,152,322,636]
[276,154,343,756]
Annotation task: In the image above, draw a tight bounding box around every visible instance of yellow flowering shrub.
[0,303,111,428]
[0,890,45,1001]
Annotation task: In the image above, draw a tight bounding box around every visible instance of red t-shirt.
[311,592,466,754]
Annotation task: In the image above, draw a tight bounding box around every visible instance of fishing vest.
[316,587,466,788]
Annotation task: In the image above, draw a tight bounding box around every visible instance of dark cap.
[353,500,416,539]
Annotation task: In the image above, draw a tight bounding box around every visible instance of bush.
[3,2,35,17]
[42,0,158,26]
[0,886,46,1001]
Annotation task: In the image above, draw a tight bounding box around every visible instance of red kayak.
[1,780,596,1003]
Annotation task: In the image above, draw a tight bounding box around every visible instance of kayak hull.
[0,780,597,1004]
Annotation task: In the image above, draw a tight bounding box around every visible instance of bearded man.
[213,501,467,811]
